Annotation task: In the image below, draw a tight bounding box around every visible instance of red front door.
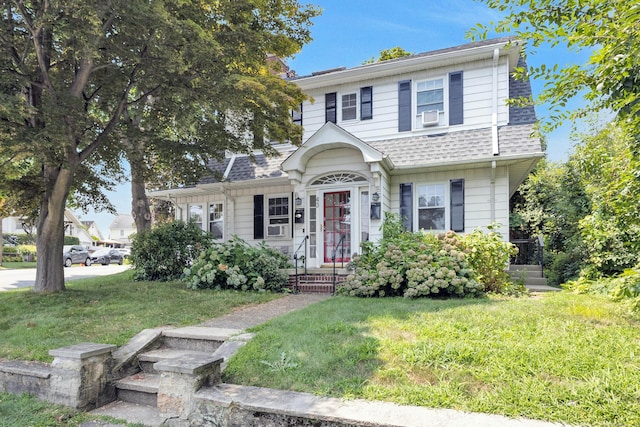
[324,191,351,263]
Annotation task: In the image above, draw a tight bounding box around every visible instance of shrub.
[564,267,640,317]
[183,236,291,292]
[459,225,520,294]
[130,221,213,281]
[338,214,483,298]
[63,236,80,245]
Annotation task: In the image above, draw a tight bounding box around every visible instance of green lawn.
[0,261,37,269]
[224,293,640,427]
[0,271,281,362]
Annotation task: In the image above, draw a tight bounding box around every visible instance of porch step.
[509,265,560,292]
[114,372,159,407]
[288,272,349,294]
[89,400,165,427]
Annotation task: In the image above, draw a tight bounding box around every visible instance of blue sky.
[80,0,588,236]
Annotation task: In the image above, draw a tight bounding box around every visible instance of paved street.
[0,264,130,291]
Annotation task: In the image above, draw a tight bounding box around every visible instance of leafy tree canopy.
[469,0,640,143]
[362,46,412,64]
[0,0,320,292]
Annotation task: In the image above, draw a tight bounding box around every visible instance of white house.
[108,214,136,247]
[2,209,96,248]
[149,37,543,269]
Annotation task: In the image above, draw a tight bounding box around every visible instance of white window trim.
[341,92,358,122]
[188,204,204,230]
[414,76,448,128]
[266,194,290,239]
[415,182,449,232]
[208,202,224,240]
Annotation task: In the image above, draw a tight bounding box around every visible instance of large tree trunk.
[33,167,74,293]
[127,138,152,234]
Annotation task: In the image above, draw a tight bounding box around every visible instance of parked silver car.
[91,248,124,266]
[63,245,91,267]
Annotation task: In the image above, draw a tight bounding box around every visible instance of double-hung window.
[341,93,357,121]
[417,79,444,116]
[188,204,203,229]
[266,196,290,237]
[292,103,302,126]
[209,202,223,239]
[417,184,446,231]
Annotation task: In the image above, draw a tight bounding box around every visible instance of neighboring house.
[109,214,136,247]
[2,209,96,248]
[149,37,543,268]
[81,221,104,241]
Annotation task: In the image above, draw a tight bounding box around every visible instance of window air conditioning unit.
[421,110,439,127]
[267,224,288,237]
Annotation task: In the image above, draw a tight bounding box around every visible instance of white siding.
[388,165,510,239]
[300,57,511,143]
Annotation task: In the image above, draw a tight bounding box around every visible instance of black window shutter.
[398,80,412,131]
[361,86,373,120]
[399,183,413,231]
[449,72,463,126]
[254,194,264,239]
[325,92,337,123]
[450,179,465,232]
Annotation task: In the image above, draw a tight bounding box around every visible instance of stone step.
[114,372,159,407]
[138,348,214,374]
[89,400,165,427]
[161,326,242,353]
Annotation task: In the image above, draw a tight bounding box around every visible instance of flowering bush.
[339,215,483,298]
[183,236,291,292]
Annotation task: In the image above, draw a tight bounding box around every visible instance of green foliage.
[183,237,291,292]
[460,225,521,294]
[339,214,486,298]
[130,221,213,281]
[63,235,80,245]
[564,267,640,317]
[470,0,640,141]
[362,46,412,64]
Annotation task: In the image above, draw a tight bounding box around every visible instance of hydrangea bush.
[339,214,517,298]
[184,236,291,292]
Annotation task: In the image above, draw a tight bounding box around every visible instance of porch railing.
[293,236,308,294]
[511,236,544,278]
[331,234,346,294]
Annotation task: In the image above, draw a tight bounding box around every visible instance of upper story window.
[398,71,464,132]
[341,93,357,121]
[417,79,444,115]
[325,92,337,123]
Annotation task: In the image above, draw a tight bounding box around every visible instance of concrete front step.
[89,400,165,427]
[114,372,159,407]
[161,326,242,353]
[138,348,214,373]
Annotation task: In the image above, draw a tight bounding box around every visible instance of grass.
[0,271,281,362]
[0,392,142,427]
[223,293,640,427]
[0,261,37,269]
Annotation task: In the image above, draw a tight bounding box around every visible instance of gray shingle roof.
[509,57,537,125]
[200,151,293,184]
[370,124,541,168]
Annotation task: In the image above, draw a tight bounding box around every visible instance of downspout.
[490,161,496,223]
[492,47,500,155]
